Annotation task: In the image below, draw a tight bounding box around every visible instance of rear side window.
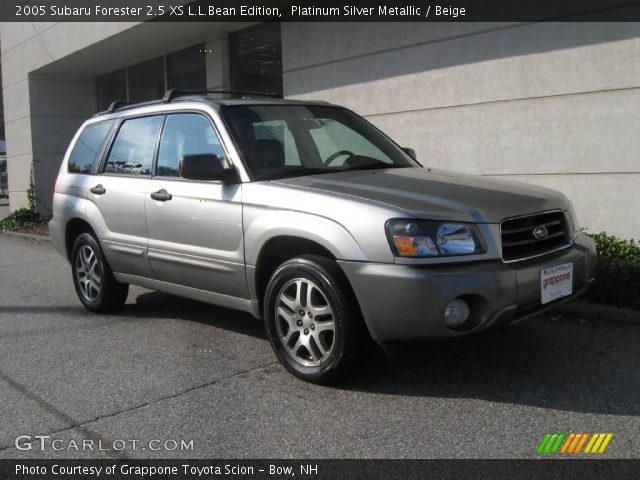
[67,120,114,174]
[103,116,163,176]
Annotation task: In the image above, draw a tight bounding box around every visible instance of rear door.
[144,112,246,298]
[87,115,163,277]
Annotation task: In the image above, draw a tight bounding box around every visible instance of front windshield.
[221,104,420,180]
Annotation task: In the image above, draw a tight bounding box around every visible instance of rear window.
[68,120,115,174]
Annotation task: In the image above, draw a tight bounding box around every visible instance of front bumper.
[338,233,596,342]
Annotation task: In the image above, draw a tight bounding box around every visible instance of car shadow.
[346,317,640,416]
[123,292,639,416]
[122,290,267,341]
[5,292,635,416]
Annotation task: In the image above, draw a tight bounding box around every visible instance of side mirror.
[402,147,417,161]
[179,154,235,183]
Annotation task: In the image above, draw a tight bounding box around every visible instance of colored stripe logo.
[537,433,613,454]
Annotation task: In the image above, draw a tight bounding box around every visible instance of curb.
[556,300,640,324]
[0,231,51,243]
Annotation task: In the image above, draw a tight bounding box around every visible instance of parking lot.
[0,234,638,459]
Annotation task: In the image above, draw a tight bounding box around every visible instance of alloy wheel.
[75,245,102,302]
[275,278,336,367]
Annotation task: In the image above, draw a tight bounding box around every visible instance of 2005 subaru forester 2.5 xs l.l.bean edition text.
[49,91,596,384]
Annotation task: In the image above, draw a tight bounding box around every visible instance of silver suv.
[50,91,596,383]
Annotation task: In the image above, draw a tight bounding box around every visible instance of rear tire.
[264,255,373,384]
[71,232,128,312]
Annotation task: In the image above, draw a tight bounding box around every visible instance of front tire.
[264,255,373,384]
[71,233,128,312]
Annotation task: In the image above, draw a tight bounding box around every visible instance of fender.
[244,208,368,267]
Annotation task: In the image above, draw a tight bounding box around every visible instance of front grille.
[501,210,571,262]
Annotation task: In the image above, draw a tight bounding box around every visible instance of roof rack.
[162,89,283,102]
[93,89,285,117]
[106,100,130,113]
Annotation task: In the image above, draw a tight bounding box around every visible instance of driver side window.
[156,113,225,177]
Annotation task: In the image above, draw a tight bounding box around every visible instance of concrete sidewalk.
[0,202,9,221]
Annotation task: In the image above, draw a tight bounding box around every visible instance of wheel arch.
[252,236,337,311]
[65,217,97,261]
[245,211,368,307]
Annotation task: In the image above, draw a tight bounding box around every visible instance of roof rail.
[106,100,130,113]
[162,89,283,102]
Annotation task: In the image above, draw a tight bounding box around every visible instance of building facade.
[1,21,639,238]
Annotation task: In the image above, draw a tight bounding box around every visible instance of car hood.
[273,167,570,223]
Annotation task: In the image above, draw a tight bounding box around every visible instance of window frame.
[229,23,283,97]
[94,109,232,183]
[127,56,166,105]
[166,45,207,91]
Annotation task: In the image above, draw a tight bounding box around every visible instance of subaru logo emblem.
[533,225,549,240]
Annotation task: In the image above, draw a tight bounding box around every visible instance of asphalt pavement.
[0,234,638,459]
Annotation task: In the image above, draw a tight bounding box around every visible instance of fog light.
[444,299,470,328]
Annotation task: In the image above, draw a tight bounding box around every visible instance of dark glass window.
[157,114,224,177]
[96,70,126,111]
[104,116,163,176]
[230,23,283,96]
[129,58,165,103]
[95,43,207,113]
[167,45,206,91]
[68,120,115,174]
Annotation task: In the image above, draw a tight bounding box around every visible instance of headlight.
[386,219,485,258]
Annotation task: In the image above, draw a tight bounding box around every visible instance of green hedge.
[0,208,46,232]
[584,231,640,310]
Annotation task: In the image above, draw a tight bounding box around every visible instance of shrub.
[583,231,640,310]
[0,208,46,232]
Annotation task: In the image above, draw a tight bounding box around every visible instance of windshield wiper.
[253,168,330,181]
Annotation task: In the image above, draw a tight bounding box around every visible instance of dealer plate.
[540,263,573,305]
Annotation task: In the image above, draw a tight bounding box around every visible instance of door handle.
[150,189,172,202]
[90,185,106,195]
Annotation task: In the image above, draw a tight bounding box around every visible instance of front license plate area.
[540,263,573,304]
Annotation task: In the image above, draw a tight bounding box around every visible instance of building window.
[129,57,165,103]
[96,43,205,111]
[230,23,283,96]
[96,70,126,111]
[167,45,206,91]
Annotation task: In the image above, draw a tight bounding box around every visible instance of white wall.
[1,22,138,212]
[282,22,640,239]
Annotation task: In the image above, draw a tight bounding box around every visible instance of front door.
[144,113,246,298]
